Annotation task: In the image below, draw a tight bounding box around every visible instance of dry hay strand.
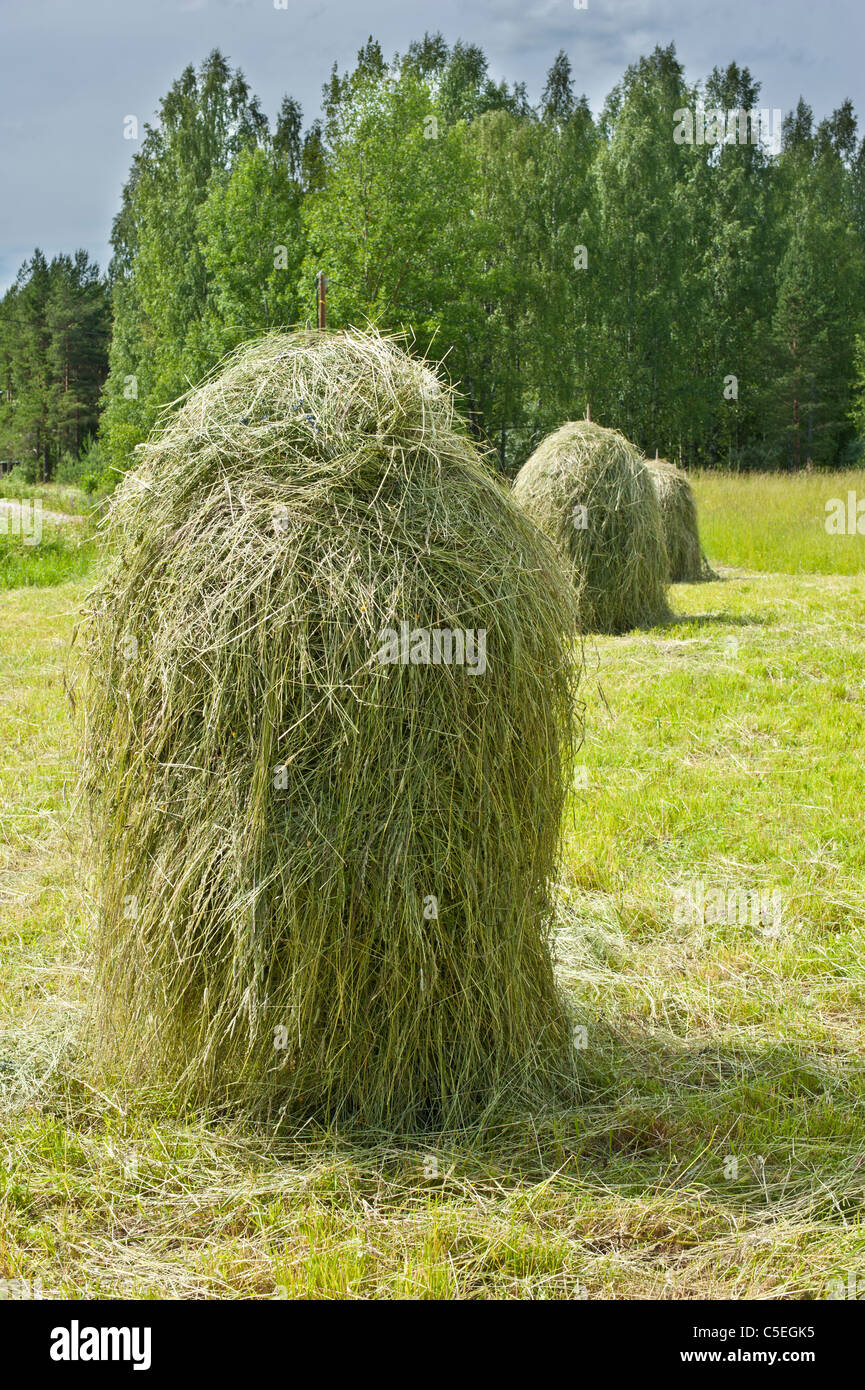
[512,421,671,634]
[647,458,715,582]
[76,329,582,1131]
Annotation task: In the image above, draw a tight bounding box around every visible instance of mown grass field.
[0,472,863,1299]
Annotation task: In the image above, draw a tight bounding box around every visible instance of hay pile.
[512,421,670,634]
[647,458,713,582]
[78,330,581,1129]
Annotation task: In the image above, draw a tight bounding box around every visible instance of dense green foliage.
[7,39,865,481]
[0,251,109,480]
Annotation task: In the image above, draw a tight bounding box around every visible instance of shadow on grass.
[22,1017,862,1233]
[660,611,767,630]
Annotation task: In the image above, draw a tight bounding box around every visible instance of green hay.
[648,459,715,582]
[512,421,671,634]
[77,329,582,1130]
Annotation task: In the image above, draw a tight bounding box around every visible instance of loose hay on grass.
[647,458,714,582]
[77,330,582,1131]
[512,421,671,634]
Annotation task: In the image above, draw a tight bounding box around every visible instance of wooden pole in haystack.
[316,271,327,330]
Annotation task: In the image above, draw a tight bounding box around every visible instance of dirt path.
[0,498,85,528]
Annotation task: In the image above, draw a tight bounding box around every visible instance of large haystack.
[78,330,581,1129]
[647,458,714,582]
[512,421,670,634]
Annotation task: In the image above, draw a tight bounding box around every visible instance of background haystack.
[79,329,581,1129]
[647,458,714,582]
[512,421,670,634]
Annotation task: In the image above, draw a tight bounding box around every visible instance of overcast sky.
[0,0,860,293]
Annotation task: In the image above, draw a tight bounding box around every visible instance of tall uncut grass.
[0,526,94,589]
[694,469,865,575]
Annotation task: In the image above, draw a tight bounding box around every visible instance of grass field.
[0,472,863,1299]
[695,469,865,575]
[0,482,97,589]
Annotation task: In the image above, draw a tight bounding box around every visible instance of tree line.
[0,250,109,480]
[5,38,865,482]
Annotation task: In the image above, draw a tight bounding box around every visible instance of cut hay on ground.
[647,458,714,582]
[512,421,671,634]
[77,329,582,1130]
